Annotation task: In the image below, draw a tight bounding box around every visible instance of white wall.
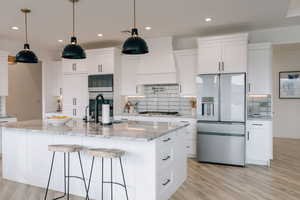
[272,44,300,139]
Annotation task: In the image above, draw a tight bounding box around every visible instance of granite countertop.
[1,119,189,142]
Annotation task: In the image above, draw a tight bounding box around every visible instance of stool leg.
[67,152,70,200]
[111,158,113,200]
[102,158,104,200]
[44,152,56,200]
[86,156,95,200]
[78,152,90,200]
[119,157,129,200]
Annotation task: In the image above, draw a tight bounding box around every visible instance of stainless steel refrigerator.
[196,73,246,166]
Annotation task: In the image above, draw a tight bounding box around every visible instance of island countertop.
[0,119,189,141]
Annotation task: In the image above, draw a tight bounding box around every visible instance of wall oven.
[88,75,114,117]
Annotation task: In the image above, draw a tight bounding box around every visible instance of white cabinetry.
[114,115,197,158]
[197,33,248,74]
[0,51,9,96]
[62,74,88,118]
[246,120,273,166]
[174,49,197,96]
[120,55,143,96]
[62,59,87,74]
[86,48,116,75]
[248,43,272,94]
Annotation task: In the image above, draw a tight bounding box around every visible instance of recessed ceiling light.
[11,26,19,30]
[97,33,103,37]
[145,26,152,30]
[205,18,212,22]
[58,40,63,43]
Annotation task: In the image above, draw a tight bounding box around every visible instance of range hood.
[136,37,177,85]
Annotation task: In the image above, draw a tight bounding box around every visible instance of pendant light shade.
[16,43,38,63]
[62,36,86,59]
[62,0,86,59]
[122,0,148,55]
[16,9,38,64]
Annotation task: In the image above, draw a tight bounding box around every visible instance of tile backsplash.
[248,95,272,117]
[126,84,196,115]
[0,96,6,116]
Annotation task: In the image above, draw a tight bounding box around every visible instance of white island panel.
[1,120,187,200]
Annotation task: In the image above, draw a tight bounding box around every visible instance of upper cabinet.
[0,51,9,96]
[247,43,272,94]
[86,48,117,75]
[197,33,248,74]
[174,49,197,96]
[62,59,87,74]
[120,55,142,96]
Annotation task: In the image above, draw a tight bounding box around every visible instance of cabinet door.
[120,56,139,95]
[246,122,271,165]
[198,43,222,74]
[0,56,8,96]
[88,53,114,75]
[248,46,272,94]
[63,74,88,117]
[175,51,197,96]
[62,59,87,74]
[221,40,247,73]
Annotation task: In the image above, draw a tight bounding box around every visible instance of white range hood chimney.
[137,37,177,85]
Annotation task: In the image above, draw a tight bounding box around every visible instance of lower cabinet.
[114,115,197,158]
[246,120,273,166]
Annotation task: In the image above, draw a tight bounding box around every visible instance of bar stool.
[85,148,129,200]
[44,144,89,200]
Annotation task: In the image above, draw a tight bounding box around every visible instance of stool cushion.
[48,144,83,153]
[87,148,125,158]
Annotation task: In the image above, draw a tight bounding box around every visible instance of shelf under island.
[1,119,189,200]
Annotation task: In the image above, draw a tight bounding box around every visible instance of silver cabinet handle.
[162,179,171,186]
[252,124,263,126]
[73,98,77,105]
[247,131,250,141]
[162,156,171,161]
[60,88,62,95]
[100,64,103,72]
[222,62,224,71]
[72,63,77,71]
[163,138,171,142]
[248,83,251,93]
[73,109,77,116]
[136,86,138,94]
[0,121,8,123]
[179,84,182,93]
[98,65,101,72]
[218,62,221,72]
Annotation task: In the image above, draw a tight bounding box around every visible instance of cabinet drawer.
[63,60,87,74]
[157,132,175,148]
[247,121,272,130]
[157,146,174,170]
[157,168,174,198]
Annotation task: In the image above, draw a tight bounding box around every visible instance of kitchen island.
[1,119,188,200]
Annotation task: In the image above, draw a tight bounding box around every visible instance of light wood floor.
[1,138,300,200]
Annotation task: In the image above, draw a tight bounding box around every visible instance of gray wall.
[272,44,300,138]
[6,63,43,121]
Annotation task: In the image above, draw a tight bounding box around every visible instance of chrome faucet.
[95,94,105,123]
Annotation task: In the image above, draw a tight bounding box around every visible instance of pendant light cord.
[25,11,28,44]
[73,0,75,37]
[133,0,136,28]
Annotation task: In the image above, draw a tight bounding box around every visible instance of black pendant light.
[122,0,149,55]
[16,8,38,64]
[62,0,86,59]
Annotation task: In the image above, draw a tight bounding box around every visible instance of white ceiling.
[0,0,297,55]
